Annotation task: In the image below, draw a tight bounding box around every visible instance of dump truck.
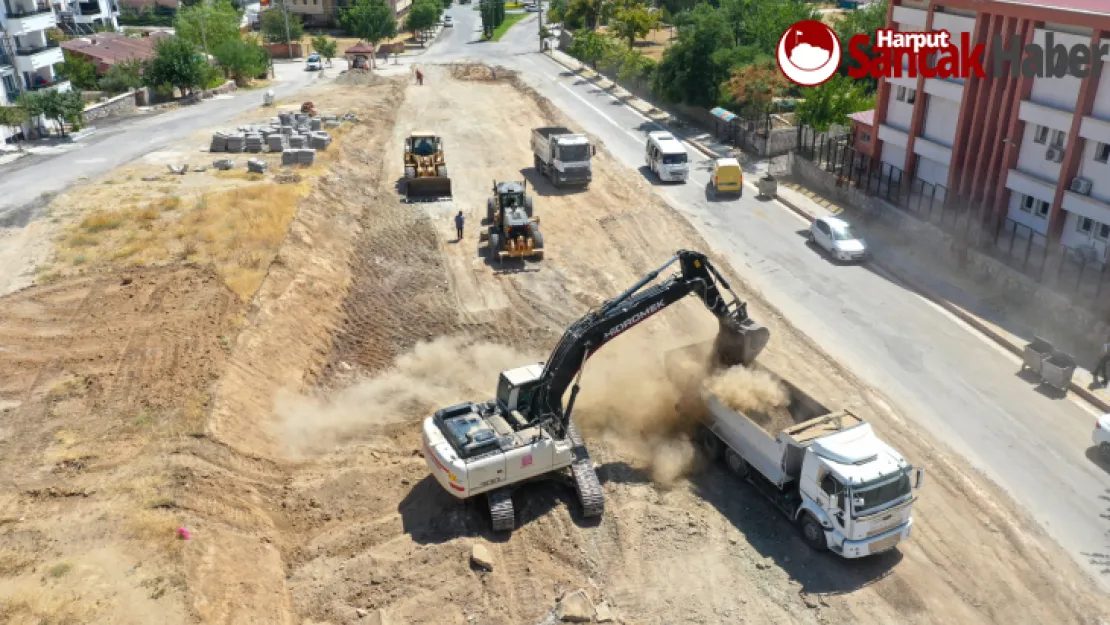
[403,131,452,201]
[481,179,544,262]
[422,251,771,531]
[531,126,594,188]
[665,342,924,558]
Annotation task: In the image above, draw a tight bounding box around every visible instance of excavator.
[403,131,452,201]
[421,250,771,531]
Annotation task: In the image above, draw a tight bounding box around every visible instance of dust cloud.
[273,336,537,457]
[705,365,793,434]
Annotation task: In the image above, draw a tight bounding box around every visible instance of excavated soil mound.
[335,69,393,87]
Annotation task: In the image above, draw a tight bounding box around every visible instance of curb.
[777,191,1110,414]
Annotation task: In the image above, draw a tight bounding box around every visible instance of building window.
[1098,223,1110,241]
[1079,217,1094,234]
[907,88,916,104]
[1033,125,1049,144]
[1035,199,1050,219]
[1052,129,1066,148]
[860,132,871,143]
[1097,143,1110,163]
[1020,195,1050,218]
[1021,195,1035,213]
[896,86,907,102]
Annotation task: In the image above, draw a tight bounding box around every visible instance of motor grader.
[403,131,452,200]
[480,179,543,263]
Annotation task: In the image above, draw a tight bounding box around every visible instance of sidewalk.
[546,46,1110,415]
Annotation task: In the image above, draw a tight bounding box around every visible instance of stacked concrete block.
[245,133,264,153]
[295,113,308,124]
[289,134,306,149]
[279,112,293,125]
[247,159,268,174]
[267,134,287,152]
[325,120,342,128]
[210,132,229,152]
[281,125,294,137]
[310,118,322,131]
[297,148,316,165]
[321,114,338,122]
[310,132,331,151]
[213,158,234,170]
[226,133,246,153]
[281,150,298,166]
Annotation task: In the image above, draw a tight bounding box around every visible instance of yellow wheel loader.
[403,131,453,201]
[480,179,543,263]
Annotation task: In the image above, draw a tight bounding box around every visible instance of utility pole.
[537,0,542,52]
[281,0,293,59]
[199,0,209,58]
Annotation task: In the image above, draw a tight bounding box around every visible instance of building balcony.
[76,0,100,14]
[14,43,65,73]
[1062,189,1110,225]
[878,123,911,149]
[24,77,69,92]
[892,5,926,27]
[924,76,963,102]
[1006,168,1057,203]
[1019,100,1074,133]
[3,6,58,36]
[1079,115,1110,146]
[913,135,953,165]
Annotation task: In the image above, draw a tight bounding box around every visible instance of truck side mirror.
[591,145,596,156]
[914,468,925,490]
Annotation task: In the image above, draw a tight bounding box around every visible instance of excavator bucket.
[713,313,771,368]
[405,176,453,201]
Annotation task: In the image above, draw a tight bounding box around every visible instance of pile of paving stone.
[212,158,234,170]
[281,148,317,166]
[247,158,268,173]
[309,131,331,151]
[210,132,229,152]
[208,108,343,157]
[245,132,264,153]
[225,133,246,153]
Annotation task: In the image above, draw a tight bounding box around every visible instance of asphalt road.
[0,61,323,220]
[432,5,1110,585]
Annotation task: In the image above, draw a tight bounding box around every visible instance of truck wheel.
[699,427,722,462]
[487,198,495,223]
[404,166,416,179]
[437,165,448,178]
[524,196,534,217]
[1101,442,1110,463]
[724,448,748,477]
[800,514,829,552]
[489,233,500,263]
[533,154,542,172]
[530,230,544,260]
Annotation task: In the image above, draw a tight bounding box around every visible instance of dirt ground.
[2,63,1110,625]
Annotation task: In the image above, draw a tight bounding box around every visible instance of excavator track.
[567,421,605,519]
[488,488,515,532]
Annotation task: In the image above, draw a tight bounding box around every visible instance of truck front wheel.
[699,427,722,462]
[724,448,748,477]
[800,514,829,552]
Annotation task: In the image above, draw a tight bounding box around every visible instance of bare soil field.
[1,63,1109,625]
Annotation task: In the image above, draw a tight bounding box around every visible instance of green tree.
[405,0,439,43]
[610,5,657,48]
[0,106,30,150]
[175,0,243,53]
[652,4,733,107]
[722,58,789,115]
[563,0,601,30]
[341,0,397,68]
[548,0,567,22]
[720,0,816,57]
[795,74,874,132]
[568,29,618,70]
[311,34,338,65]
[20,89,85,137]
[98,59,145,93]
[56,51,99,90]
[144,35,208,97]
[261,3,305,44]
[615,49,656,85]
[834,0,888,88]
[213,38,270,85]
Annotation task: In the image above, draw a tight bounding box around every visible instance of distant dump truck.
[665,342,924,558]
[531,126,595,188]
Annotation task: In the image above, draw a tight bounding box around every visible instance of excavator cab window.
[496,374,514,409]
[413,137,436,156]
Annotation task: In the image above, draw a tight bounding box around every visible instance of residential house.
[1,0,72,142]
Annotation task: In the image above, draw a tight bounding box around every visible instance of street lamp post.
[282,0,293,59]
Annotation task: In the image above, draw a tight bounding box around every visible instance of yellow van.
[711,157,744,196]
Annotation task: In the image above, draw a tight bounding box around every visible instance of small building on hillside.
[61,32,167,73]
[847,109,875,159]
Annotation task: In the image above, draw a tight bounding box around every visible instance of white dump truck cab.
[645,131,689,182]
[532,126,595,187]
[421,363,575,499]
[792,419,924,557]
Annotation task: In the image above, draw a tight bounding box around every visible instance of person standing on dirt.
[455,211,464,241]
[1096,336,1110,386]
[416,68,424,86]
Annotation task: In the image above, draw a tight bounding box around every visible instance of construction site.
[1,63,1109,625]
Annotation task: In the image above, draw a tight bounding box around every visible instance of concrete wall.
[1092,61,1110,120]
[790,153,1109,361]
[1029,28,1085,112]
[82,89,137,122]
[922,95,959,147]
[1017,123,1065,182]
[265,42,303,59]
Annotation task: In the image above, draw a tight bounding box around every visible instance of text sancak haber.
[847,29,1110,79]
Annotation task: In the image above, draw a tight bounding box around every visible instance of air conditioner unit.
[1072,177,1094,195]
[1046,147,1063,162]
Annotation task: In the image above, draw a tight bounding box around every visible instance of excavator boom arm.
[528,250,770,437]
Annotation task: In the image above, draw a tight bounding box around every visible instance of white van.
[645,131,689,183]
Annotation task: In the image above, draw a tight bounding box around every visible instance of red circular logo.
[777,20,842,87]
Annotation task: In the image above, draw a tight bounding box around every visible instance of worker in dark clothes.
[455,211,464,241]
[1097,336,1110,386]
[416,68,424,85]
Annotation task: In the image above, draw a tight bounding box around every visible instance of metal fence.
[792,125,1110,308]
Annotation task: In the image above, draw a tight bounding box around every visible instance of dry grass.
[46,562,72,578]
[79,211,123,233]
[0,549,36,577]
[0,587,96,625]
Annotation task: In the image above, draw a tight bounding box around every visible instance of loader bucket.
[406,176,453,201]
[713,314,770,368]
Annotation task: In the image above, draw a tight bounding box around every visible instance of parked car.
[444,15,453,26]
[1093,414,1110,462]
[525,4,540,11]
[306,54,323,71]
[807,215,869,262]
[709,157,743,197]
